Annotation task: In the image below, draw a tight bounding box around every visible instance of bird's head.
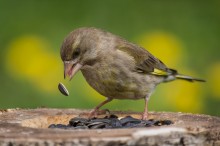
[60,27,103,80]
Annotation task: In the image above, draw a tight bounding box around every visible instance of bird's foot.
[141,112,148,120]
[89,109,110,119]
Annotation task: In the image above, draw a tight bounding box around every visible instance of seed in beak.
[58,83,69,96]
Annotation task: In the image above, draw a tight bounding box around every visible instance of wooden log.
[0,108,219,145]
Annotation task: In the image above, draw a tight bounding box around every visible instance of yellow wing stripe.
[150,68,169,76]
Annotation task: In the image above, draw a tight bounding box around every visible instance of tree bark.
[0,108,219,145]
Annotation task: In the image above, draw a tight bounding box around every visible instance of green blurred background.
[0,0,219,116]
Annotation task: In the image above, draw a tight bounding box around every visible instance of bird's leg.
[89,98,112,118]
[142,97,149,120]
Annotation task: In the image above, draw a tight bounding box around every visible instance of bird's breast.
[80,59,159,100]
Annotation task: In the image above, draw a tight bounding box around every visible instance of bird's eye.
[72,48,80,59]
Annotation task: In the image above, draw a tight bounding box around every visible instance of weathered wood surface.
[0,108,219,146]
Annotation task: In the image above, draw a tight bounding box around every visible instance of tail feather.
[156,68,205,82]
[175,74,206,82]
[165,68,206,82]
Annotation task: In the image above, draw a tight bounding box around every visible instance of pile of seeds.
[48,115,173,130]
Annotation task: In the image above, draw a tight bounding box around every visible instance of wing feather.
[116,42,175,76]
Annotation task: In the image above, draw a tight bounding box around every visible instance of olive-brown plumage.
[60,27,205,119]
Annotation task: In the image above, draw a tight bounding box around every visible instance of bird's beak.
[64,61,82,81]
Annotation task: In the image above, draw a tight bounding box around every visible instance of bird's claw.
[89,109,110,119]
[141,112,148,120]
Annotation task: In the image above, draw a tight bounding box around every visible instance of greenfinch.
[60,27,205,119]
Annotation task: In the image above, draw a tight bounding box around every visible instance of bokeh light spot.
[137,32,204,113]
[5,36,63,93]
[208,62,220,98]
[161,69,204,113]
[137,31,184,67]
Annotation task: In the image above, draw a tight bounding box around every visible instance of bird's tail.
[175,74,206,82]
[163,69,206,82]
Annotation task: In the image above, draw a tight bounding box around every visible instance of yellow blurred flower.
[5,35,63,94]
[208,62,220,98]
[137,31,204,113]
[161,70,204,113]
[137,31,185,67]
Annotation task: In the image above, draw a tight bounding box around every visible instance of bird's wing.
[116,43,176,76]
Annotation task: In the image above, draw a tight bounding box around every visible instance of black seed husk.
[48,114,173,130]
[58,83,69,96]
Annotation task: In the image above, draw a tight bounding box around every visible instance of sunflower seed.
[48,114,174,130]
[58,83,69,96]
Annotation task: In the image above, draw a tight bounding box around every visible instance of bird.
[60,27,205,120]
